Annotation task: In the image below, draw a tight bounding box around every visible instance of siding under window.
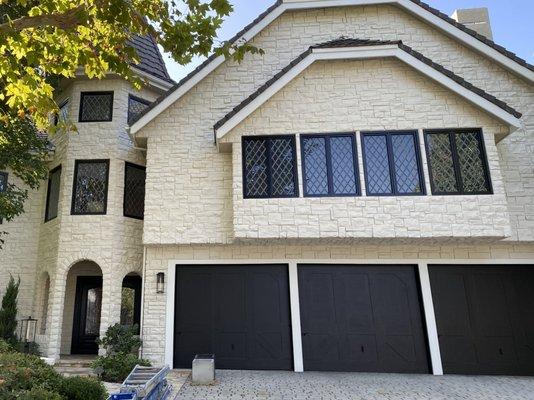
[79,92,113,122]
[425,129,492,195]
[301,134,359,196]
[123,162,146,219]
[242,136,298,198]
[45,165,61,222]
[71,160,110,215]
[362,131,425,196]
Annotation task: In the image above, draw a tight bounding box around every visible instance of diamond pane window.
[0,172,6,224]
[54,99,69,125]
[362,132,424,196]
[425,129,491,195]
[71,160,109,215]
[128,95,151,124]
[45,165,61,222]
[124,163,146,219]
[79,92,113,122]
[301,134,359,196]
[242,136,298,198]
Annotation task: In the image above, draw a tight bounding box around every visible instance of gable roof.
[130,0,533,135]
[129,35,174,84]
[214,38,522,140]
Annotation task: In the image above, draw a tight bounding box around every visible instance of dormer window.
[79,91,114,122]
[242,136,298,198]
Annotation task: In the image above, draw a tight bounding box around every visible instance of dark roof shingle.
[213,37,522,132]
[128,35,174,83]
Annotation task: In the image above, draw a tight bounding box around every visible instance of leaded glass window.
[45,165,61,222]
[79,92,113,122]
[242,136,298,198]
[71,160,109,215]
[54,99,69,125]
[124,162,146,219]
[301,134,359,196]
[362,132,424,196]
[425,129,491,195]
[128,95,151,124]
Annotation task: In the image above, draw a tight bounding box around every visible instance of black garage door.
[173,265,292,370]
[299,264,429,373]
[430,265,534,375]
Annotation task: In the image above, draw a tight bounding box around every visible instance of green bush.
[15,340,41,355]
[93,352,150,383]
[59,376,107,400]
[0,338,13,353]
[0,276,20,345]
[97,323,141,354]
[15,388,63,400]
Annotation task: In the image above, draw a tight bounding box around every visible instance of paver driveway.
[175,370,534,400]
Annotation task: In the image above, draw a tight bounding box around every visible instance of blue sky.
[162,0,534,81]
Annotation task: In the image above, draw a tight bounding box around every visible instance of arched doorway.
[120,273,142,334]
[61,260,103,355]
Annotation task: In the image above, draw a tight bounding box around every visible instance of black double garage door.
[173,264,534,375]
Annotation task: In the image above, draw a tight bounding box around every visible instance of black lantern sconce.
[156,272,165,294]
[19,315,37,353]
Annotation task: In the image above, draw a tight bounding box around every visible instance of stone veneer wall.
[225,58,511,241]
[139,4,534,245]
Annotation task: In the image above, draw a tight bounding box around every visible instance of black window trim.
[44,164,62,222]
[361,130,426,197]
[300,132,361,198]
[127,94,151,124]
[123,161,146,220]
[78,91,114,122]
[242,134,299,199]
[71,159,110,215]
[54,98,69,126]
[423,128,493,196]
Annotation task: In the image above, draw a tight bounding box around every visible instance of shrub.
[0,338,13,353]
[0,276,20,344]
[93,352,150,383]
[97,323,141,354]
[59,376,107,400]
[15,388,62,400]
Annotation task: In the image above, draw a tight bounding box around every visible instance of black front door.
[173,265,293,370]
[430,265,534,375]
[71,276,103,355]
[298,264,429,373]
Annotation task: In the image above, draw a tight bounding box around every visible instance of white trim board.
[162,258,533,373]
[130,0,533,135]
[215,46,522,140]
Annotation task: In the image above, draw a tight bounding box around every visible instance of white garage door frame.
[164,258,534,375]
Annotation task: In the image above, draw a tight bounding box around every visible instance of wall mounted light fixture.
[156,272,165,294]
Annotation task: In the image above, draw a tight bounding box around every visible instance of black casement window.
[127,95,151,124]
[361,131,425,196]
[79,91,113,122]
[424,129,492,195]
[242,135,298,198]
[124,162,146,219]
[54,99,69,126]
[71,160,110,215]
[301,134,359,197]
[45,165,62,222]
[0,172,7,224]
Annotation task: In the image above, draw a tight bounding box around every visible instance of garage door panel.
[174,265,292,370]
[299,265,429,373]
[430,265,534,376]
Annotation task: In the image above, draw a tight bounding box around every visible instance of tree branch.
[0,5,86,35]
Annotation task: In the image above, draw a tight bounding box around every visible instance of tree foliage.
[0,0,260,226]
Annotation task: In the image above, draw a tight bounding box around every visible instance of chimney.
[451,7,493,40]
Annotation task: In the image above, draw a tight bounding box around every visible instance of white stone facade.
[0,1,533,371]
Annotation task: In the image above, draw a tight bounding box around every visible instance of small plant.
[15,388,63,400]
[0,275,20,345]
[92,323,151,382]
[0,338,13,353]
[60,376,107,400]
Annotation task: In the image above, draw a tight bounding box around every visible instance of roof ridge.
[213,37,521,133]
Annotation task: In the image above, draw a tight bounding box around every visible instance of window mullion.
[386,134,397,195]
[450,132,464,193]
[265,139,273,197]
[325,136,334,195]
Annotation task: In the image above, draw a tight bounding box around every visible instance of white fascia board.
[215,46,521,140]
[393,48,522,129]
[130,4,287,135]
[133,0,532,136]
[130,67,175,92]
